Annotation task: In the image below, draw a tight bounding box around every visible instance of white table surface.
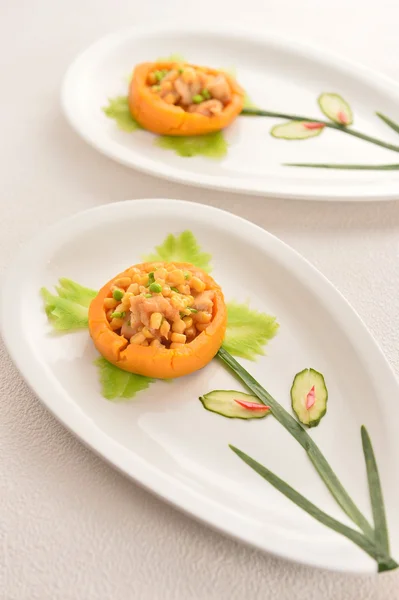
[1,1,399,598]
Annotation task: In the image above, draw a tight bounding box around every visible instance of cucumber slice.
[318,93,353,126]
[290,368,328,428]
[271,121,325,140]
[199,390,270,420]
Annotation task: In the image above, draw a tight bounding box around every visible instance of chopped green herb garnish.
[192,94,204,104]
[111,311,126,319]
[149,282,162,293]
[145,293,152,298]
[202,88,211,100]
[170,286,180,293]
[189,307,198,313]
[154,70,164,82]
[152,85,161,91]
[112,289,124,301]
[184,272,190,280]
[148,272,155,285]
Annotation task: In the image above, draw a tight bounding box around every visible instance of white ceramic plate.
[61,25,399,201]
[1,199,399,573]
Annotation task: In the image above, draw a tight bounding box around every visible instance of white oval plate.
[61,25,399,201]
[1,199,399,573]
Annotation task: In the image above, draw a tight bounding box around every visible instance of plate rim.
[2,198,399,573]
[61,23,399,202]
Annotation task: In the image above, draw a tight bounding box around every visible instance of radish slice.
[234,399,270,411]
[318,93,353,126]
[271,121,325,140]
[306,386,316,410]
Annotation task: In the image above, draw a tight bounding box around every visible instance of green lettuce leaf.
[94,357,154,400]
[103,96,142,132]
[223,301,279,360]
[155,132,228,159]
[143,230,212,272]
[41,279,97,330]
[55,278,97,307]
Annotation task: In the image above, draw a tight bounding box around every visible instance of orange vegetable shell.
[88,262,227,379]
[129,61,244,136]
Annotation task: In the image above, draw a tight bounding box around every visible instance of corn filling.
[147,65,232,117]
[104,263,215,349]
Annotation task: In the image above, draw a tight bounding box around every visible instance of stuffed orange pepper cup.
[88,261,227,378]
[129,61,245,136]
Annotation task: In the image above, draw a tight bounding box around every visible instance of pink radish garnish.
[303,122,325,130]
[337,111,349,125]
[234,399,270,411]
[306,386,316,410]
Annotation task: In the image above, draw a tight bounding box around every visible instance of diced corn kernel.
[160,320,170,339]
[104,297,118,309]
[110,318,124,330]
[114,277,131,288]
[196,323,209,332]
[194,311,212,324]
[140,275,149,285]
[177,284,190,295]
[121,293,133,308]
[172,319,186,333]
[163,93,178,104]
[171,333,186,344]
[190,277,206,292]
[139,285,146,293]
[170,342,185,349]
[181,308,191,316]
[182,68,196,83]
[133,273,142,283]
[150,312,163,329]
[147,72,157,85]
[170,296,185,310]
[130,332,146,344]
[182,316,193,328]
[154,268,167,280]
[141,340,149,347]
[127,283,139,295]
[161,80,173,92]
[106,309,114,321]
[142,327,154,339]
[162,285,171,297]
[167,269,185,285]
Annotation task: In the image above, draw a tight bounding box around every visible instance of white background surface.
[1,1,399,599]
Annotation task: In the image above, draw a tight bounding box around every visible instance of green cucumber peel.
[200,390,270,420]
[271,121,325,140]
[290,368,328,428]
[318,93,353,126]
